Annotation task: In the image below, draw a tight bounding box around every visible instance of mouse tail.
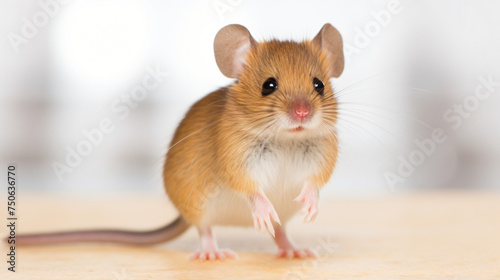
[11,215,190,246]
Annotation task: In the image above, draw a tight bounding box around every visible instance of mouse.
[12,23,344,261]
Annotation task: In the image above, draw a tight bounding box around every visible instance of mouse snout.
[290,99,311,121]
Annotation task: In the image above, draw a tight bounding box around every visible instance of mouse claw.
[189,249,238,262]
[277,248,318,259]
[251,192,280,237]
[253,209,276,237]
[294,192,306,203]
[295,183,319,223]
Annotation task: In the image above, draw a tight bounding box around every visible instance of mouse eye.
[313,77,324,95]
[262,78,278,96]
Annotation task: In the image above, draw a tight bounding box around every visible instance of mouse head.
[214,24,344,139]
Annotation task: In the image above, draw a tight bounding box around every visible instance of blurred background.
[1,0,499,197]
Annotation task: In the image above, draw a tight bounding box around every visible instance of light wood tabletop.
[1,191,500,280]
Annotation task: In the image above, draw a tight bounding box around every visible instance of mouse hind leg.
[273,224,318,259]
[189,227,237,261]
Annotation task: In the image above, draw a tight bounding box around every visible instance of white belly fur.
[201,139,323,228]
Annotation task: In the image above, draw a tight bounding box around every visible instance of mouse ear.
[214,24,255,78]
[312,24,344,78]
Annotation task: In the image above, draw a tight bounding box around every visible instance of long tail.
[12,216,190,245]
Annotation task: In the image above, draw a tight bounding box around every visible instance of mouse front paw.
[295,183,319,223]
[250,192,281,237]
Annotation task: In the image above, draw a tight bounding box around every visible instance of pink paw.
[277,248,318,259]
[189,249,237,261]
[294,184,319,223]
[251,192,280,236]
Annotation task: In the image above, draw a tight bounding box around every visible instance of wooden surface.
[1,191,500,280]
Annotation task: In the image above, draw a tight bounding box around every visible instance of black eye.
[313,77,324,95]
[262,77,278,96]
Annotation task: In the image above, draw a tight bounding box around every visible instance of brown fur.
[163,39,339,224]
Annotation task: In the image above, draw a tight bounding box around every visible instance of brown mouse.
[13,23,344,261]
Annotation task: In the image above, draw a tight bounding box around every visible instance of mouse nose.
[292,99,311,120]
[295,107,309,118]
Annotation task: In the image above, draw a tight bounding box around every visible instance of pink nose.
[293,100,310,119]
[295,108,309,118]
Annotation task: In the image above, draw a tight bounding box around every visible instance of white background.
[1,0,499,196]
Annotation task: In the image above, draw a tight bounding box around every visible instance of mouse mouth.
[289,126,305,132]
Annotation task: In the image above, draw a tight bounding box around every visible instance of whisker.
[334,107,432,141]
[333,65,403,95]
[165,122,218,155]
[337,101,434,130]
[334,111,414,153]
[335,84,435,99]
[329,117,423,188]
